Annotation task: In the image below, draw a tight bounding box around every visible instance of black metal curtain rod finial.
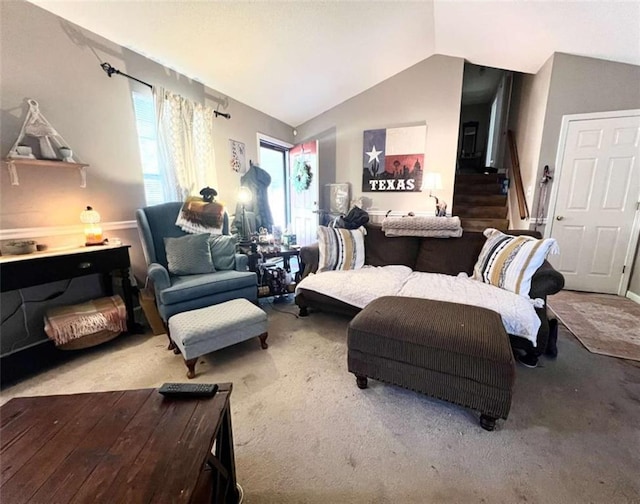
[99,61,152,89]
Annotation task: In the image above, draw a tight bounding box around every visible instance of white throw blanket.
[381,216,462,238]
[296,266,541,345]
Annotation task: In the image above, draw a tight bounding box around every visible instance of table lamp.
[80,205,104,246]
[422,172,447,217]
[237,187,253,247]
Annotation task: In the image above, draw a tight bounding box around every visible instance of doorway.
[547,110,640,295]
[259,139,289,231]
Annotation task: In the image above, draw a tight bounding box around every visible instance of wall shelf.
[3,158,89,187]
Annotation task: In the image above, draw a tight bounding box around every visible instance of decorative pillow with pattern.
[472,228,558,297]
[318,226,366,273]
[164,233,215,275]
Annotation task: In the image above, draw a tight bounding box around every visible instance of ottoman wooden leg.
[355,375,368,389]
[259,332,269,349]
[480,414,497,431]
[185,358,198,379]
[167,334,176,351]
[298,306,309,317]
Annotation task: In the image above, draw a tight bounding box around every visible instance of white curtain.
[153,86,217,201]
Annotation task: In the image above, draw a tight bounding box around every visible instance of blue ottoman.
[168,298,268,378]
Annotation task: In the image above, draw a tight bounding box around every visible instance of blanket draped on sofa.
[295,266,541,344]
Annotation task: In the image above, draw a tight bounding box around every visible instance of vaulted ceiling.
[29,1,640,126]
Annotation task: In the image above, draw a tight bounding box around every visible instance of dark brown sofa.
[295,223,565,365]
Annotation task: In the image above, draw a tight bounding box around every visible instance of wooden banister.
[507,130,529,220]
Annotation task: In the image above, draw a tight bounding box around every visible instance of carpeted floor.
[1,299,640,503]
[548,290,640,362]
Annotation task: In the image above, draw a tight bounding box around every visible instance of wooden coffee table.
[0,384,239,503]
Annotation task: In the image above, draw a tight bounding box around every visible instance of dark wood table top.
[0,384,232,504]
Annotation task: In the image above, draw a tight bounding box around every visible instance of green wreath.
[293,158,312,192]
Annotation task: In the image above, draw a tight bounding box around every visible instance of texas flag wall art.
[362,125,426,192]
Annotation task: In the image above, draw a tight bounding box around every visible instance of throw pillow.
[209,235,237,271]
[472,228,559,296]
[318,226,366,273]
[164,234,215,275]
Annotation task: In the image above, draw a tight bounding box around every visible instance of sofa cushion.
[364,223,420,269]
[209,235,236,271]
[164,234,215,275]
[318,226,366,272]
[159,270,256,305]
[472,228,558,296]
[414,231,487,275]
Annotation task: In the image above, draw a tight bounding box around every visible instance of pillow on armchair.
[164,234,215,275]
[209,235,237,271]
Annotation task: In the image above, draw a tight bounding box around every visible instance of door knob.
[556,216,564,221]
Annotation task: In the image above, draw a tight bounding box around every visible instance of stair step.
[461,218,509,232]
[454,183,504,195]
[453,194,507,206]
[455,173,504,185]
[454,205,508,219]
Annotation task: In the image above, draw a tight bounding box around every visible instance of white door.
[288,141,319,246]
[548,112,640,294]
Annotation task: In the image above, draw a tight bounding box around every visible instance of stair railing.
[507,130,529,220]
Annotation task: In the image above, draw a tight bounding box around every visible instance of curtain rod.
[100,62,231,119]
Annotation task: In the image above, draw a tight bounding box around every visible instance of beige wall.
[296,55,464,215]
[1,0,293,280]
[507,55,554,230]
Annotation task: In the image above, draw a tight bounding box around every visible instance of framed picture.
[362,125,426,192]
[229,139,247,174]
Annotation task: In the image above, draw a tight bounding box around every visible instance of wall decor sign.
[229,139,246,174]
[362,125,426,192]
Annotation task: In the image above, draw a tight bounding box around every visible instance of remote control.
[158,382,218,398]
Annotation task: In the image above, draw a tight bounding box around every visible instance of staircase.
[453,173,509,232]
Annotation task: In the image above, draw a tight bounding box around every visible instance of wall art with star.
[361,125,426,192]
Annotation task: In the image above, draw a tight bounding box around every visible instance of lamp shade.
[238,186,252,204]
[80,205,103,246]
[422,172,443,192]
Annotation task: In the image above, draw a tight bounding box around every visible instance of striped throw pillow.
[472,228,559,297]
[318,226,366,273]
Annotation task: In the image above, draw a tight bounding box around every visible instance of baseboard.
[625,290,640,305]
[0,221,137,240]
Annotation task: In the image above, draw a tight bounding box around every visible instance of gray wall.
[509,52,640,297]
[542,53,640,296]
[1,0,293,281]
[630,246,640,297]
[296,55,464,215]
[508,55,554,230]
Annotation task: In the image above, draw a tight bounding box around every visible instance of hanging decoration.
[292,156,312,192]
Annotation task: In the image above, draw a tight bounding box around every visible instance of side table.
[246,246,303,298]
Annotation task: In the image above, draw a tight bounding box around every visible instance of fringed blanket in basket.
[44,295,127,346]
[381,215,462,237]
[176,198,225,234]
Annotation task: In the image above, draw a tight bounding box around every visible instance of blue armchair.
[136,202,257,323]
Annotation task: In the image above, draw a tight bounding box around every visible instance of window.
[132,91,165,206]
[257,134,293,230]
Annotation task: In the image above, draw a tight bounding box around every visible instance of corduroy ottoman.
[168,298,268,379]
[347,296,515,431]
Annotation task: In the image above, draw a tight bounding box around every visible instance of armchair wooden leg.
[167,334,176,351]
[259,332,268,349]
[185,358,197,379]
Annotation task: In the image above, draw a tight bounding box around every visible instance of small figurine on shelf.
[59,147,74,163]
